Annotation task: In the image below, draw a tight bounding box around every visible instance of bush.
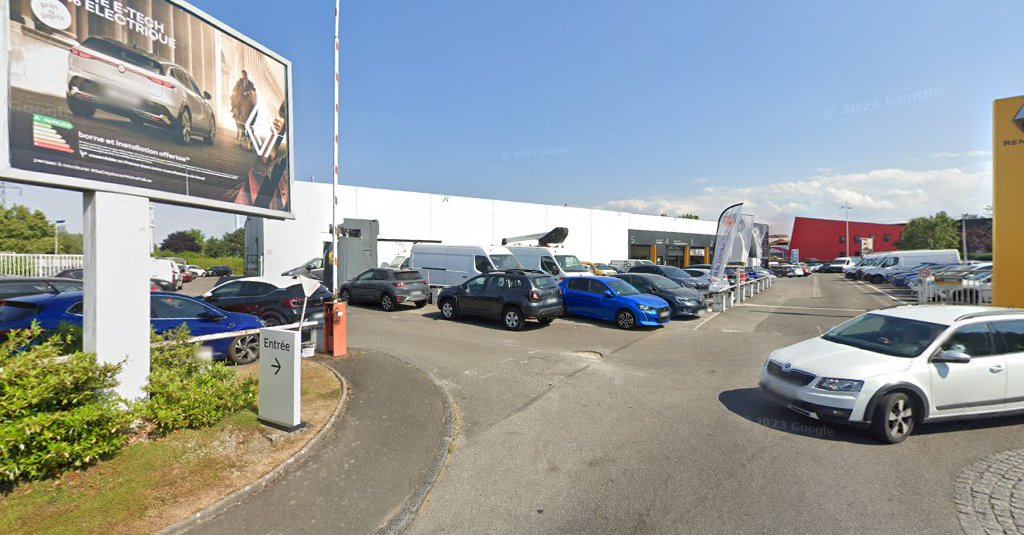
[134,326,257,435]
[0,325,132,484]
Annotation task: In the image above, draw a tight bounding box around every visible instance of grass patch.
[0,361,341,535]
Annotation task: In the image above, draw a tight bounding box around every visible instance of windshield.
[555,255,589,272]
[822,313,946,358]
[490,254,521,270]
[646,274,682,290]
[661,266,692,279]
[532,275,557,289]
[606,278,640,296]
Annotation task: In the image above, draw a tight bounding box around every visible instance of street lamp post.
[840,204,852,257]
[53,219,66,255]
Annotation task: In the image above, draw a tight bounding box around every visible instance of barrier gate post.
[323,301,348,356]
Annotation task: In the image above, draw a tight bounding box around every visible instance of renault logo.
[783,363,792,370]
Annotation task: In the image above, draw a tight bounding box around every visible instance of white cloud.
[930,150,991,159]
[598,166,991,233]
[693,177,710,184]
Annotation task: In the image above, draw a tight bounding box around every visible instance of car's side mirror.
[199,311,224,322]
[203,90,212,100]
[604,290,614,298]
[935,349,971,363]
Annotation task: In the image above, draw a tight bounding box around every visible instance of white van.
[860,249,961,284]
[825,257,854,273]
[409,244,522,287]
[150,258,181,290]
[508,247,589,280]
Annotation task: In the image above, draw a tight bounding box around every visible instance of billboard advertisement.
[2,0,293,218]
[993,96,1024,306]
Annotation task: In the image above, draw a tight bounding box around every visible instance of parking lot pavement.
[338,274,1024,534]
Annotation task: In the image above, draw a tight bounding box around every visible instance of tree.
[160,230,203,253]
[203,228,244,257]
[896,212,960,250]
[677,213,700,220]
[0,204,67,253]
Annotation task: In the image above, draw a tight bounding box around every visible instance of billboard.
[993,96,1024,306]
[2,0,293,218]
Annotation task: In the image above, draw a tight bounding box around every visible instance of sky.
[6,0,1016,240]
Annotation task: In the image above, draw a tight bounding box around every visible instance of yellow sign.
[993,97,1024,307]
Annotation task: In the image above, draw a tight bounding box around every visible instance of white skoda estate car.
[760,305,1024,443]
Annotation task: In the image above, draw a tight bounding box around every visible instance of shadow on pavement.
[422,310,552,331]
[718,388,879,445]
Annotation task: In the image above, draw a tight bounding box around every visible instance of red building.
[789,217,905,261]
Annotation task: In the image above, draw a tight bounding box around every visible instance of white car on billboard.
[66,36,216,145]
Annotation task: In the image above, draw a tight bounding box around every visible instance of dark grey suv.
[437,270,562,330]
[340,269,429,311]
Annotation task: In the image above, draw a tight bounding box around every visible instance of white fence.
[0,253,83,277]
[710,276,776,312]
[915,281,992,306]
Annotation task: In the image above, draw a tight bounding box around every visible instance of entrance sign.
[1,0,294,219]
[994,96,1024,307]
[709,203,744,291]
[258,327,304,431]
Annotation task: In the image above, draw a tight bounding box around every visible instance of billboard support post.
[83,192,151,400]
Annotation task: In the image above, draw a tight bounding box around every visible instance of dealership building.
[247,181,720,276]
[788,216,905,261]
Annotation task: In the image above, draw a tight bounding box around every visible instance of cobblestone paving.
[955,449,1024,534]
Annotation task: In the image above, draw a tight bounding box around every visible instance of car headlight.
[675,296,697,305]
[637,304,656,311]
[814,378,863,392]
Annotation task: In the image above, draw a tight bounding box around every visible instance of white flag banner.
[709,203,744,292]
[730,214,756,264]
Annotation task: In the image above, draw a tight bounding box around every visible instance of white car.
[184,265,207,278]
[760,305,1024,443]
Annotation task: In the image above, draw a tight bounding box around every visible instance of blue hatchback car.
[0,292,265,364]
[560,276,672,329]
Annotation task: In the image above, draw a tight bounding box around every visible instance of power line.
[0,182,22,208]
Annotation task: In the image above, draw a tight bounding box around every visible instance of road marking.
[738,303,868,313]
[692,312,720,330]
[853,280,904,304]
[811,276,822,299]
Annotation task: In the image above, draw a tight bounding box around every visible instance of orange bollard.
[323,301,348,356]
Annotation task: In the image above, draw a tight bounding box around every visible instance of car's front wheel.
[870,274,885,284]
[228,334,260,365]
[205,116,216,145]
[870,392,916,444]
[178,109,193,145]
[440,299,457,320]
[616,309,636,330]
[262,312,285,327]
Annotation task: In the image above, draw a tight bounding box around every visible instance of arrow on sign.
[271,357,281,375]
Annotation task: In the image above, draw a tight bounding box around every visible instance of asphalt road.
[336,274,1024,534]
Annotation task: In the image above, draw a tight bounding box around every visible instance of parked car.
[0,292,264,364]
[282,257,324,280]
[437,270,562,330]
[409,244,522,287]
[67,36,217,145]
[207,265,233,277]
[0,277,82,300]
[821,257,851,273]
[609,259,655,271]
[52,268,168,291]
[759,305,1024,443]
[184,265,207,278]
[582,261,618,276]
[613,273,705,317]
[151,258,182,290]
[339,269,430,311]
[627,264,709,290]
[508,247,589,281]
[177,265,196,283]
[560,276,671,329]
[202,276,330,327]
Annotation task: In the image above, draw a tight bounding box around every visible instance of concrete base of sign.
[83,191,151,400]
[257,419,307,433]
